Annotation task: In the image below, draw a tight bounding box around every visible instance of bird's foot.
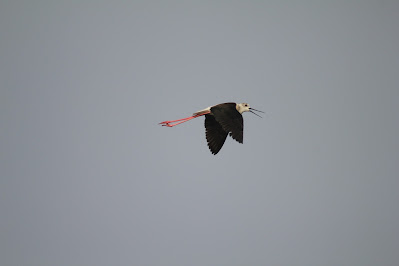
[159,121,173,127]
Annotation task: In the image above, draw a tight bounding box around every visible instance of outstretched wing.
[210,103,244,143]
[205,114,228,155]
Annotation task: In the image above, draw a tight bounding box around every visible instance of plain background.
[1,1,399,266]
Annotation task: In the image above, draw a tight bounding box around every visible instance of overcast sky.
[1,1,399,266]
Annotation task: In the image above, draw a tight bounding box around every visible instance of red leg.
[159,116,196,127]
[159,112,210,127]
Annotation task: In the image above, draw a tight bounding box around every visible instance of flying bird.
[159,102,264,154]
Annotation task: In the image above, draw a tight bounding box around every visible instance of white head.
[236,103,264,117]
[236,103,251,113]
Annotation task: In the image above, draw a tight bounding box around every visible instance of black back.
[204,103,244,154]
[211,103,243,143]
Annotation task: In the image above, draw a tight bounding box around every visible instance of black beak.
[249,108,264,118]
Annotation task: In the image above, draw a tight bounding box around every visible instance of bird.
[159,102,264,154]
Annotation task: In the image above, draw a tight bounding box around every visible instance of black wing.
[205,114,228,155]
[210,103,244,143]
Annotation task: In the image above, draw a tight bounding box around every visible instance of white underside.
[193,106,211,116]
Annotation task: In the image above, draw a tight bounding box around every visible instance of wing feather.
[205,114,228,155]
[210,103,244,143]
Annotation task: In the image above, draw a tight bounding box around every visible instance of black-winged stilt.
[159,102,264,154]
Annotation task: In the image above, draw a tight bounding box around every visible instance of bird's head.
[237,103,264,117]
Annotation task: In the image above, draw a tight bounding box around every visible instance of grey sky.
[1,1,399,266]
